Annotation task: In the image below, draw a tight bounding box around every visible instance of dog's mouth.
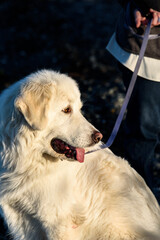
[50,139,85,163]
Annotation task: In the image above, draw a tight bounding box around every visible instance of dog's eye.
[62,107,72,113]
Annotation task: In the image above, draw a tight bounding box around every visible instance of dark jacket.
[116,0,160,59]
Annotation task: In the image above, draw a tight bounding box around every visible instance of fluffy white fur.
[0,70,160,240]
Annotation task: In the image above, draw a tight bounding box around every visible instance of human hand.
[149,9,160,26]
[134,8,160,28]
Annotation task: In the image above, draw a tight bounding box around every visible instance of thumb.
[134,10,145,28]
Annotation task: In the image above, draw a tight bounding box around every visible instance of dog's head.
[2,70,103,163]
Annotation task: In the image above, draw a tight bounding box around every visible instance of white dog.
[0,70,160,240]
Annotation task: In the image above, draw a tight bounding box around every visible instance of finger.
[134,10,142,28]
[149,8,155,13]
[152,12,158,25]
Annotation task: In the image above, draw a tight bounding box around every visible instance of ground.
[0,0,159,239]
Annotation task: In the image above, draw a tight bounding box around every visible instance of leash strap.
[103,19,152,148]
[86,19,152,154]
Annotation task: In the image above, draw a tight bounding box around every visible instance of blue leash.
[86,19,152,154]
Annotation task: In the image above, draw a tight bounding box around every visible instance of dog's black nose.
[92,131,103,143]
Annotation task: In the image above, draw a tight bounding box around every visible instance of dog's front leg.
[1,203,47,240]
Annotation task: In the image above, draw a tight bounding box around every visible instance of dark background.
[0,0,159,239]
[0,0,124,151]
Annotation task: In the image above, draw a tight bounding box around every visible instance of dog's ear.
[14,83,52,130]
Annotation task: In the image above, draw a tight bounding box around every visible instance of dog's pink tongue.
[76,148,85,163]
